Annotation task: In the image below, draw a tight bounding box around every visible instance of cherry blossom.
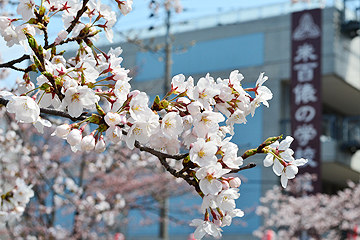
[189,219,222,240]
[6,96,40,123]
[196,163,231,195]
[273,157,308,188]
[189,138,218,167]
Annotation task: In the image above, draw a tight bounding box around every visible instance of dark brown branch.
[66,0,90,34]
[40,107,88,122]
[43,25,49,47]
[133,141,201,193]
[229,162,257,174]
[0,54,30,72]
[134,141,188,161]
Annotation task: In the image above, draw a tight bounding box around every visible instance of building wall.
[96,4,360,239]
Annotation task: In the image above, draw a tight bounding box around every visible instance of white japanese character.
[294,62,318,82]
[295,105,316,122]
[294,124,317,146]
[294,43,317,62]
[295,146,318,167]
[293,83,317,105]
[293,13,321,41]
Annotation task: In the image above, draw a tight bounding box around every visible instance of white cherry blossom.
[52,124,71,139]
[273,158,308,188]
[189,138,218,167]
[187,73,220,109]
[104,112,121,127]
[193,111,224,139]
[196,163,230,195]
[161,112,183,139]
[61,86,99,118]
[81,135,96,151]
[189,219,222,240]
[263,136,296,167]
[216,188,240,212]
[16,0,35,21]
[6,96,40,123]
[95,137,106,153]
[221,209,244,227]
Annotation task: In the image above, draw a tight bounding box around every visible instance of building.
[96,1,360,239]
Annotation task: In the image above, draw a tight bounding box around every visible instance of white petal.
[272,160,283,176]
[280,174,288,188]
[263,154,274,167]
[285,165,298,179]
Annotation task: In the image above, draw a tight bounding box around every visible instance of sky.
[0,0,336,88]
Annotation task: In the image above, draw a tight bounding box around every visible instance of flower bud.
[67,129,82,146]
[222,180,230,190]
[52,124,71,138]
[95,137,106,153]
[229,177,241,188]
[81,135,95,151]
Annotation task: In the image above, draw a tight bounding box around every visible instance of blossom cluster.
[0,0,308,238]
[254,174,360,240]
[0,108,183,239]
[0,123,34,226]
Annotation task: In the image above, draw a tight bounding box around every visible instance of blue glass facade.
[135,33,264,81]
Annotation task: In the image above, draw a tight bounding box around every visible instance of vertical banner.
[291,9,322,193]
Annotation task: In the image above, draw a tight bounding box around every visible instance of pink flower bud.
[222,180,230,190]
[229,177,241,188]
[55,30,68,44]
[67,129,82,146]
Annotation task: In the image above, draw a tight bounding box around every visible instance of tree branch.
[229,162,257,174]
[46,32,98,50]
[134,141,188,161]
[0,54,30,72]
[40,107,88,122]
[66,0,90,34]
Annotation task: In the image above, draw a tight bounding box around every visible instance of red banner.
[291,9,322,193]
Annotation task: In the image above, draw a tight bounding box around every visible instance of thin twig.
[229,162,257,174]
